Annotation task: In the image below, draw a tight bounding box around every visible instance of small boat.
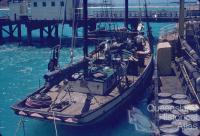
[11,1,154,126]
[11,33,153,126]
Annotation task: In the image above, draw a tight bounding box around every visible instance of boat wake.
[128,106,160,134]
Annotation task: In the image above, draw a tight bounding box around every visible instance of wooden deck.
[32,55,151,116]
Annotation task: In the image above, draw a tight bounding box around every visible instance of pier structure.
[0,20,68,45]
[0,1,200,45]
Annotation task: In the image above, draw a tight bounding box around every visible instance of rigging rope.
[53,111,58,136]
[70,1,77,64]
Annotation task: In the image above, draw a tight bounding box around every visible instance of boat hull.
[12,56,154,126]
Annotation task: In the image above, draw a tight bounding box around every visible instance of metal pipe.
[183,60,200,92]
[181,40,200,66]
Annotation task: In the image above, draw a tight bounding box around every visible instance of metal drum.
[173,99,191,106]
[171,94,187,99]
[171,109,189,116]
[184,114,200,122]
[159,113,176,124]
[159,124,179,134]
[182,127,200,136]
[159,99,174,105]
[171,119,190,128]
[158,105,175,113]
[158,92,172,98]
[183,104,200,113]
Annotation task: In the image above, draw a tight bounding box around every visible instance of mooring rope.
[14,117,26,136]
[52,111,58,136]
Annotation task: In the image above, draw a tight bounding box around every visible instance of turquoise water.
[0,22,174,136]
[0,5,176,135]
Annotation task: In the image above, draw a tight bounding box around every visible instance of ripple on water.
[0,45,19,53]
[18,67,33,74]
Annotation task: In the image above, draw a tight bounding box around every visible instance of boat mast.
[83,0,88,77]
[83,0,88,57]
[125,0,129,28]
[179,0,185,39]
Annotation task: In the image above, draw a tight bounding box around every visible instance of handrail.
[76,10,180,19]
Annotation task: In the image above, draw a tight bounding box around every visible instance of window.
[33,2,37,7]
[42,2,46,7]
[60,1,64,7]
[51,1,55,7]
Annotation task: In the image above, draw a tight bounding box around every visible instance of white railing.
[76,10,180,19]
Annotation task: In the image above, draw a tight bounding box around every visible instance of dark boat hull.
[11,56,154,126]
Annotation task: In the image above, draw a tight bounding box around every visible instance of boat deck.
[42,74,141,116]
[16,55,151,118]
[47,84,121,115]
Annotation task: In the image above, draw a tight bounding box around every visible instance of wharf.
[0,6,200,45]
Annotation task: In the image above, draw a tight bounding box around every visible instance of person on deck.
[135,35,150,67]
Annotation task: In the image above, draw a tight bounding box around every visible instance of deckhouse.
[9,0,81,21]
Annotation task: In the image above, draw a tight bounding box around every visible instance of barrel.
[171,119,190,128]
[173,99,191,106]
[184,114,200,122]
[159,124,179,134]
[159,99,174,105]
[158,105,175,113]
[171,109,189,116]
[183,104,200,113]
[158,92,172,98]
[171,94,187,99]
[159,113,176,124]
[182,127,200,136]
